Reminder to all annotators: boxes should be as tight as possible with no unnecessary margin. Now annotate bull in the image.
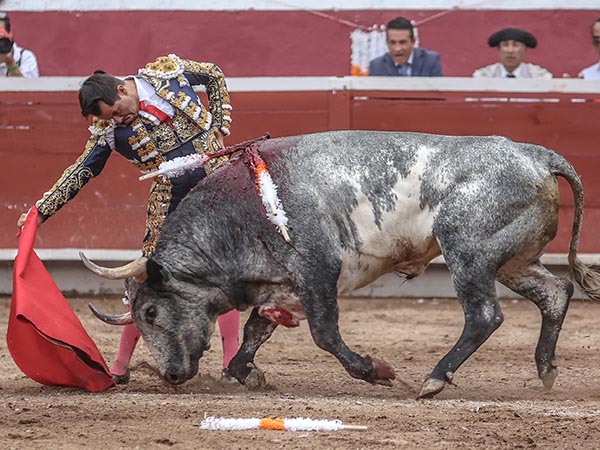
[83,130,600,399]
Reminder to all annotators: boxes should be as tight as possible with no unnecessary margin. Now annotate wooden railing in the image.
[2,77,599,252]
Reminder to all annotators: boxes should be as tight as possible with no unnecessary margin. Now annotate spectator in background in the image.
[473,27,552,79]
[0,11,39,77]
[578,18,600,79]
[369,16,442,77]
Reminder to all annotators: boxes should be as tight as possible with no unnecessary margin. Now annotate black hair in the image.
[78,71,124,117]
[0,12,11,32]
[386,16,414,40]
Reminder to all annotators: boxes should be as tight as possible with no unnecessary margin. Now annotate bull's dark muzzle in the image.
[162,357,200,385]
[163,368,188,385]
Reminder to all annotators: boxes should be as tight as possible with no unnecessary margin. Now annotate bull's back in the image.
[200,130,558,235]
[260,130,556,226]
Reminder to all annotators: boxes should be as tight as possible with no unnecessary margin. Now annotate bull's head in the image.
[82,252,225,385]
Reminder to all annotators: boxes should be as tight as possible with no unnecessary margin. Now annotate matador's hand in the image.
[17,211,29,228]
[16,209,43,236]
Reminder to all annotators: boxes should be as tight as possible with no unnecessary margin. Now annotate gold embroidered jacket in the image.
[34,54,232,255]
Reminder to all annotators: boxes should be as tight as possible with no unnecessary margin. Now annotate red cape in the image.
[7,207,115,392]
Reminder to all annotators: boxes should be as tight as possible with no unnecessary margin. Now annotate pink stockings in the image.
[217,309,240,368]
[109,309,240,378]
[109,322,140,377]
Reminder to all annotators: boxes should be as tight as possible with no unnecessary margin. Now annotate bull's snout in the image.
[163,368,188,385]
[161,356,200,385]
[155,344,203,385]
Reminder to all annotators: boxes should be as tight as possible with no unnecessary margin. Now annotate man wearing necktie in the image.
[398,63,410,77]
[473,27,552,79]
[16,54,241,386]
[368,16,443,77]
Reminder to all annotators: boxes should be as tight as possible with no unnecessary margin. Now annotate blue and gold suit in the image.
[35,55,232,256]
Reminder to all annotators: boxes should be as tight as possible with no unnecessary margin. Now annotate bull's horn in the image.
[79,251,148,281]
[88,303,133,325]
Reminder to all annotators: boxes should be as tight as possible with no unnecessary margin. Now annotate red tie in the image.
[139,101,172,126]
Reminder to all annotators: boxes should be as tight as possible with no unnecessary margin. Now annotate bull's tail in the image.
[551,153,600,300]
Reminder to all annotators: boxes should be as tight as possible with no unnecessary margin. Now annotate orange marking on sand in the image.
[259,418,286,430]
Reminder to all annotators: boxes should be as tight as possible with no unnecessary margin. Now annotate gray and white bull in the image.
[84,130,600,399]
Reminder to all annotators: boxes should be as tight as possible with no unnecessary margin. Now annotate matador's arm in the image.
[35,123,113,221]
[179,58,232,137]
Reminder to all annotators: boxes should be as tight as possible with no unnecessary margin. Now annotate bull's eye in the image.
[145,305,157,324]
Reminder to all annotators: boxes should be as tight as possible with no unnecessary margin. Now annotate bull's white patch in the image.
[337,146,441,294]
[457,178,484,199]
[480,302,498,323]
[546,293,568,319]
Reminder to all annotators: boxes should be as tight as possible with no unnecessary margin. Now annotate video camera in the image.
[0,28,13,54]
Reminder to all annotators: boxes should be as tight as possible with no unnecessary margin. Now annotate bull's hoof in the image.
[369,356,396,386]
[112,370,130,385]
[539,366,558,390]
[417,377,445,399]
[219,368,241,387]
[244,364,267,390]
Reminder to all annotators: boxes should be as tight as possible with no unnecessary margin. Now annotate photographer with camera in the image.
[0,12,39,78]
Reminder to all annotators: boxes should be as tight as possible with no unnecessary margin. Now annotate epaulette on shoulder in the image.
[138,54,185,80]
[88,117,115,137]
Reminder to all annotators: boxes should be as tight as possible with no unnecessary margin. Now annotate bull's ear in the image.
[146,259,171,286]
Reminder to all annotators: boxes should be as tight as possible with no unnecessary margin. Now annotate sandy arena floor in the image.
[1,295,600,449]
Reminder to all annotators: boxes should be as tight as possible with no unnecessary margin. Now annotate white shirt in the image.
[579,61,600,80]
[500,63,521,78]
[473,62,552,79]
[393,51,415,76]
[0,42,39,78]
[132,76,175,124]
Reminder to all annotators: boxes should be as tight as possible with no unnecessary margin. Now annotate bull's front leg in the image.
[227,307,277,388]
[300,283,396,386]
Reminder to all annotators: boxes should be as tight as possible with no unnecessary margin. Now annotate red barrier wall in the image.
[2,78,599,253]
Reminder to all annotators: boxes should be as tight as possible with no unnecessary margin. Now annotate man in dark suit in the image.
[369,16,443,77]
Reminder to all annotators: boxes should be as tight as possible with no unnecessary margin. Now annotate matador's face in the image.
[96,82,139,127]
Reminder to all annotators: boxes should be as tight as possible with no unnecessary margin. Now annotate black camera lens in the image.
[0,37,13,54]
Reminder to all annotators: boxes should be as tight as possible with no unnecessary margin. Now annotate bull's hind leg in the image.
[419,270,504,399]
[497,260,573,389]
[227,307,278,388]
